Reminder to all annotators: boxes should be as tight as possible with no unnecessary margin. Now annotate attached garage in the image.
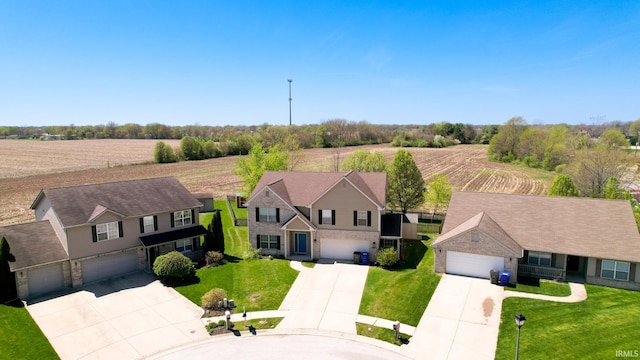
[321,239,369,260]
[81,250,139,284]
[446,251,504,279]
[28,263,65,297]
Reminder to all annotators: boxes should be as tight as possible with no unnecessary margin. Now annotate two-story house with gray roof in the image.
[1,177,206,299]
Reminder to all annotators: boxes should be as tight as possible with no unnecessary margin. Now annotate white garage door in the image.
[28,263,65,297]
[81,251,139,284]
[446,251,504,279]
[321,239,369,260]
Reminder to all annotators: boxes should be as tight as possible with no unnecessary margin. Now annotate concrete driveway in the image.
[277,260,369,334]
[402,274,504,360]
[26,272,208,360]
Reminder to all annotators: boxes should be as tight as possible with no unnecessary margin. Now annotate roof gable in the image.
[442,192,640,262]
[32,177,202,228]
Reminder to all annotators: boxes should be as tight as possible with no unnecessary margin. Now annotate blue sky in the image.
[1,1,639,127]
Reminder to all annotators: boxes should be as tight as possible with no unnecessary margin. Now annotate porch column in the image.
[310,232,314,259]
[284,230,288,258]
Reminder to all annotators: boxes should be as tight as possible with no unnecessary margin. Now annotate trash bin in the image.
[490,270,499,285]
[353,251,361,264]
[361,251,369,265]
[499,272,511,286]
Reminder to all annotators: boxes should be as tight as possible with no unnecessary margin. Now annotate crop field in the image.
[0,140,554,226]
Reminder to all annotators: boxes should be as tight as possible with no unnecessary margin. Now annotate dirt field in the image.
[0,141,554,226]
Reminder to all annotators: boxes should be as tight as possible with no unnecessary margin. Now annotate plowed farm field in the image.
[0,140,553,225]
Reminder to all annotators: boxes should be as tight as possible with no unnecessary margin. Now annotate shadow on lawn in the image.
[398,240,428,270]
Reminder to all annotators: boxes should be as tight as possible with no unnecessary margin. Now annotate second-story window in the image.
[141,216,156,234]
[173,210,192,227]
[320,209,335,225]
[96,222,119,241]
[354,210,371,227]
[258,207,278,222]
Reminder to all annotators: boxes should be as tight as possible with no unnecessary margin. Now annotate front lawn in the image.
[507,277,571,297]
[176,200,297,312]
[496,285,640,359]
[358,237,441,326]
[0,300,58,360]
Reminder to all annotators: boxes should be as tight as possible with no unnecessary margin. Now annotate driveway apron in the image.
[402,274,504,360]
[26,273,209,360]
[277,261,369,334]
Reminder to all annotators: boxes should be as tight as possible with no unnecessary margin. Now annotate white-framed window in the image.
[381,239,397,249]
[357,211,368,226]
[174,210,192,227]
[142,216,155,233]
[321,209,333,225]
[259,208,277,222]
[96,222,119,241]
[176,238,193,253]
[601,260,630,281]
[259,235,279,249]
[528,251,552,266]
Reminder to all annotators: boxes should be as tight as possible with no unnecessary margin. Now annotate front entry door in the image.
[295,233,307,254]
[567,255,580,272]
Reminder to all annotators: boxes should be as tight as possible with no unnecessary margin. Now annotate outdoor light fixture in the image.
[514,313,526,360]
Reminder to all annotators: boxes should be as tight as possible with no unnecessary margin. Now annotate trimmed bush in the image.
[377,247,399,268]
[205,251,224,266]
[201,288,227,310]
[243,244,262,260]
[153,251,195,280]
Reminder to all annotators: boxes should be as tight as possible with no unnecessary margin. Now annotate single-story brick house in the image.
[1,177,207,299]
[432,191,640,291]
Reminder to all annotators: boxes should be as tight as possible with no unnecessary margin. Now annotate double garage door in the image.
[81,250,139,284]
[28,263,65,298]
[446,251,504,279]
[321,239,369,260]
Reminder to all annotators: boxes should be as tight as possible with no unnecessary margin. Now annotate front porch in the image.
[517,253,587,282]
[518,263,565,280]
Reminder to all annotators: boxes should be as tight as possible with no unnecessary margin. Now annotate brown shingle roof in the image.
[250,171,386,208]
[1,221,68,271]
[441,192,640,262]
[31,177,202,228]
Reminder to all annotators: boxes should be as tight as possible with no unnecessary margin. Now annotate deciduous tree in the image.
[340,150,388,172]
[547,174,579,197]
[425,174,452,215]
[566,148,629,197]
[387,150,426,213]
[234,142,288,195]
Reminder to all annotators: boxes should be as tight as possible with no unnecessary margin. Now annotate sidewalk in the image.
[503,282,587,303]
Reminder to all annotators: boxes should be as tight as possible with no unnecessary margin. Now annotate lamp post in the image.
[287,79,292,126]
[514,313,526,360]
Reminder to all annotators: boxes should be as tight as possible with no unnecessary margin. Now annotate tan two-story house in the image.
[246,171,393,262]
[1,177,206,299]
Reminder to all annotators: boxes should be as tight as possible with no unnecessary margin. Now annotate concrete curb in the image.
[503,282,588,303]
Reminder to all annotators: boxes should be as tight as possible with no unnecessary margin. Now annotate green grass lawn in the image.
[177,200,297,311]
[507,277,571,297]
[356,323,411,346]
[0,300,58,360]
[495,285,640,359]
[358,237,441,326]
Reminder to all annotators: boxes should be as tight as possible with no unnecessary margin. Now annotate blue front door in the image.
[295,233,307,254]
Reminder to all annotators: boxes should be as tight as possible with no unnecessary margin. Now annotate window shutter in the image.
[353,211,358,226]
[276,208,280,223]
[153,216,158,231]
[118,221,123,237]
[276,236,281,250]
[139,218,144,233]
[191,209,196,223]
[256,235,261,248]
[256,208,260,222]
[367,211,372,227]
[318,210,322,224]
[331,210,336,225]
[170,213,175,228]
[596,259,602,276]
[91,226,97,242]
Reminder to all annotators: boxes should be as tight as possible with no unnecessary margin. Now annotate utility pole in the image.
[288,79,293,126]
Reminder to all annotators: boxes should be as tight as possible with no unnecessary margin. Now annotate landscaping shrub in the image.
[243,244,262,260]
[205,251,224,266]
[201,288,227,311]
[153,251,195,282]
[377,247,399,268]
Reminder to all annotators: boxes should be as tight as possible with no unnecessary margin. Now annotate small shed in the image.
[192,192,214,213]
[236,192,247,208]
